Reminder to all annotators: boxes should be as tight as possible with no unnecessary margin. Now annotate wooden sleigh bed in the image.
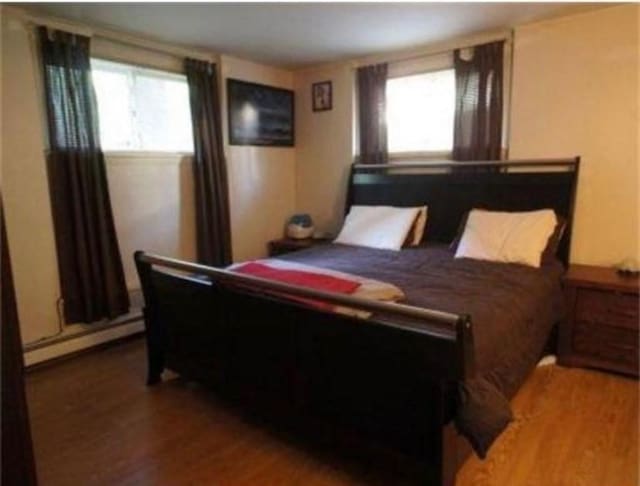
[135,158,579,486]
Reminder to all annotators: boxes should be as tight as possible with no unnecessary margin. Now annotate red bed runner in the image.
[232,262,361,310]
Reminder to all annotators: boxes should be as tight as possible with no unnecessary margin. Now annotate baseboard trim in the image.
[23,312,143,351]
[24,318,144,368]
[25,331,145,372]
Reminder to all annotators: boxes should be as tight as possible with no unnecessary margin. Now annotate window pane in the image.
[134,73,194,152]
[92,65,134,150]
[386,69,455,153]
[91,59,194,153]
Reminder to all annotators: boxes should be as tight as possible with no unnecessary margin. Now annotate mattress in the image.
[277,242,566,457]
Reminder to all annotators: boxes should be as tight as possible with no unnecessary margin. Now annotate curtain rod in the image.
[349,29,513,70]
[91,30,216,64]
[4,6,216,63]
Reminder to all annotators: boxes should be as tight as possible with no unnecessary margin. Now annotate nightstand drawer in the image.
[576,289,639,330]
[573,320,638,370]
[560,264,639,377]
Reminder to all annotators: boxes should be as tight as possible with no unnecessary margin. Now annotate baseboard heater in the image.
[23,312,144,367]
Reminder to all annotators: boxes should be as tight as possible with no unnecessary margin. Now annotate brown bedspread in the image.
[278,243,565,457]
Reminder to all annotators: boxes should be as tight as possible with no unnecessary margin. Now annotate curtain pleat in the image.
[452,41,504,162]
[184,59,232,266]
[39,27,129,323]
[357,63,389,164]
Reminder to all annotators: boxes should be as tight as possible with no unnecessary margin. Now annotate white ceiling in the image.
[25,3,607,68]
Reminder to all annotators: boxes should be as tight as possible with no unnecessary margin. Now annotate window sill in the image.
[103,151,194,160]
[388,151,453,162]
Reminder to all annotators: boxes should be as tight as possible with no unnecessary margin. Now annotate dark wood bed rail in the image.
[352,157,579,170]
[135,251,475,380]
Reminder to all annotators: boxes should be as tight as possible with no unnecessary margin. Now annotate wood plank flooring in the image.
[26,338,638,486]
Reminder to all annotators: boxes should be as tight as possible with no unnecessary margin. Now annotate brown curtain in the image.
[1,197,38,486]
[39,27,129,323]
[184,59,232,266]
[357,63,388,164]
[452,41,504,161]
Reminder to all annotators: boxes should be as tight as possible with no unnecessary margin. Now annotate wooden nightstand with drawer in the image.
[559,264,639,377]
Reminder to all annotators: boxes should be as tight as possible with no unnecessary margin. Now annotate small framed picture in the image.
[312,81,332,112]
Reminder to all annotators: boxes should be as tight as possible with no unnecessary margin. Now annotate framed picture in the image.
[227,78,294,147]
[312,81,332,112]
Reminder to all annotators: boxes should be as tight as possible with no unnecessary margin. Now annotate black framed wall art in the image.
[312,80,332,112]
[227,78,294,146]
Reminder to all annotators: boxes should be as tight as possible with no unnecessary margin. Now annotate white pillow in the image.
[454,209,558,268]
[408,206,428,246]
[335,205,420,251]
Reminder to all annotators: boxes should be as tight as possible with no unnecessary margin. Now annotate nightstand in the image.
[558,264,639,377]
[268,237,331,257]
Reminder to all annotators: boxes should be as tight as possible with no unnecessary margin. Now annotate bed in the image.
[135,158,579,486]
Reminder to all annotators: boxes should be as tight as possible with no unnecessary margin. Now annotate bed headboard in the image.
[345,158,580,266]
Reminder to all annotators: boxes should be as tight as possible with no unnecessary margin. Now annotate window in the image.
[386,69,455,155]
[91,59,194,152]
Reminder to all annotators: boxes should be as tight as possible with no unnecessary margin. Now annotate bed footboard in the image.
[135,251,474,485]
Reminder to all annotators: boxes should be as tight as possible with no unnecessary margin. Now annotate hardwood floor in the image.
[26,338,638,486]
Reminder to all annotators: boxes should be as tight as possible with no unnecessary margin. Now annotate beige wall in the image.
[92,36,184,73]
[220,55,297,261]
[1,13,199,344]
[1,14,61,344]
[509,5,639,265]
[294,5,640,265]
[294,64,354,236]
[1,11,299,344]
[106,154,196,289]
[3,4,639,347]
